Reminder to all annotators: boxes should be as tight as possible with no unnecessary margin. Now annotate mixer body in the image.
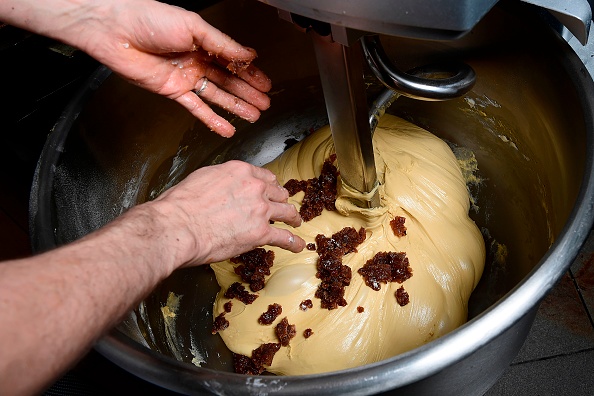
[259,0,591,43]
[258,0,499,41]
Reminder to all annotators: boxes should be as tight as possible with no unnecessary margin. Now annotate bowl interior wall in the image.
[45,0,586,374]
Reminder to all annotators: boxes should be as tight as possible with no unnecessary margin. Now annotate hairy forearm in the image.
[0,158,301,396]
[0,202,188,395]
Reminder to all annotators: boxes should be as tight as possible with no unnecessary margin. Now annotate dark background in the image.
[0,1,592,394]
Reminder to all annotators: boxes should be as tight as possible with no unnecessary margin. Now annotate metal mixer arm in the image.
[522,0,592,45]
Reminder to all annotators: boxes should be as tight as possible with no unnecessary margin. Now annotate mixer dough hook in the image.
[311,28,477,209]
[362,35,476,101]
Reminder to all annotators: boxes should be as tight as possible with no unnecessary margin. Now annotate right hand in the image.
[76,0,272,138]
[3,0,272,138]
[151,160,305,267]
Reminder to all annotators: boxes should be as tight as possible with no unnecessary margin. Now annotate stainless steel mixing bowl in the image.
[29,0,594,394]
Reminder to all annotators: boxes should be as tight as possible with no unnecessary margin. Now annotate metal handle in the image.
[362,35,476,101]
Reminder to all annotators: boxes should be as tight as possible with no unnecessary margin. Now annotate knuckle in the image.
[228,160,252,175]
[261,169,277,183]
[253,179,269,194]
[254,200,269,215]
[254,224,270,241]
[279,188,290,201]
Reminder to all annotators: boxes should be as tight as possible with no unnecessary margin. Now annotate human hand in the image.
[75,0,272,137]
[150,161,305,266]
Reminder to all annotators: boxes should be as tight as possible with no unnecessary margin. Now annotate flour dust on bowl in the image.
[29,0,594,395]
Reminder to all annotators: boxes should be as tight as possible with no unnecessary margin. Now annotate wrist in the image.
[89,202,194,283]
[131,199,204,272]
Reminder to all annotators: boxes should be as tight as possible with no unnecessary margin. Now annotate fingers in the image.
[263,183,303,228]
[269,202,302,228]
[267,228,306,253]
[201,66,271,111]
[174,69,268,137]
[167,17,273,131]
[244,163,304,248]
[265,184,290,203]
[191,15,258,67]
[212,56,272,93]
[194,77,264,123]
[249,164,279,184]
[175,91,236,137]
[235,65,272,93]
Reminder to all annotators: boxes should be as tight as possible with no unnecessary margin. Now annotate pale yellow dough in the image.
[210,114,485,375]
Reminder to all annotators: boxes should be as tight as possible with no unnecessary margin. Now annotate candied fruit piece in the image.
[275,317,296,346]
[258,303,282,325]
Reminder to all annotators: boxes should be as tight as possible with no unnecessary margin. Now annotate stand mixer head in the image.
[257,0,591,207]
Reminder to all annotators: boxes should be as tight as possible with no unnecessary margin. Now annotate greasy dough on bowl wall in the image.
[210,114,486,375]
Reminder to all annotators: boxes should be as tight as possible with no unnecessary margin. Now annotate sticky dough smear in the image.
[210,114,485,375]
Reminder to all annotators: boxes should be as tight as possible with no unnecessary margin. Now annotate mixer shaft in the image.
[311,33,381,208]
